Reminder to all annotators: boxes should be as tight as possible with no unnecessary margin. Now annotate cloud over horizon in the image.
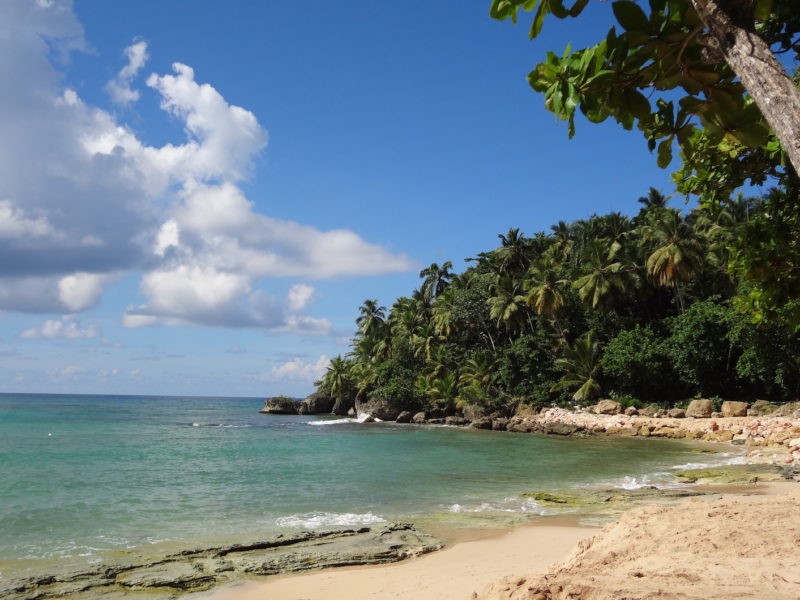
[0,0,413,334]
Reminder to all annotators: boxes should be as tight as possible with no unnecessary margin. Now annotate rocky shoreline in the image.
[1,523,441,600]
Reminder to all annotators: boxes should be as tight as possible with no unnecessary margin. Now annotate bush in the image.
[601,326,675,404]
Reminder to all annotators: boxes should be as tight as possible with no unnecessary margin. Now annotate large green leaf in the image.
[612,0,650,32]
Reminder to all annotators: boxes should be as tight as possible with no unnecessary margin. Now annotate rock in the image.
[520,486,711,510]
[750,399,777,415]
[347,407,357,417]
[638,426,651,437]
[624,406,638,416]
[638,405,658,417]
[296,391,335,415]
[445,416,469,426]
[721,401,748,418]
[711,411,723,418]
[513,404,539,417]
[618,426,639,436]
[673,464,787,484]
[470,417,493,430]
[668,408,686,418]
[595,399,622,415]
[772,401,800,417]
[507,422,533,433]
[492,418,509,431]
[395,411,413,424]
[411,411,427,424]
[544,422,580,436]
[259,396,299,415]
[3,525,442,600]
[655,409,667,418]
[362,416,375,423]
[462,404,488,420]
[355,397,402,421]
[686,399,714,418]
[427,418,445,425]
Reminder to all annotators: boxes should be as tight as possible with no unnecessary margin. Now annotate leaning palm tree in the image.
[644,209,704,312]
[325,356,352,414]
[551,333,602,403]
[524,260,567,317]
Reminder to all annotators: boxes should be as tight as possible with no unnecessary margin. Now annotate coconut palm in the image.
[324,356,352,414]
[572,239,633,311]
[432,287,457,337]
[524,260,568,317]
[496,228,531,276]
[487,275,527,334]
[417,372,460,411]
[551,333,602,403]
[458,352,497,392]
[644,209,704,312]
[410,323,441,362]
[419,261,454,300]
[355,299,386,338]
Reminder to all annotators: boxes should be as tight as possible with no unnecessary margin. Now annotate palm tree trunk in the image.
[690,0,800,175]
[674,281,686,313]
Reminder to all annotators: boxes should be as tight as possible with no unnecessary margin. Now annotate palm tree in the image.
[551,333,602,403]
[487,275,527,335]
[572,240,633,311]
[417,372,460,412]
[644,209,704,312]
[496,228,531,276]
[432,287,457,337]
[458,352,497,392]
[419,261,454,300]
[355,299,386,338]
[325,356,352,414]
[524,260,567,317]
[410,323,441,362]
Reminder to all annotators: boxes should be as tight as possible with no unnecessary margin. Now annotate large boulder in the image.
[395,411,413,423]
[721,401,749,418]
[331,396,355,416]
[686,398,714,418]
[595,399,622,415]
[668,408,686,419]
[412,411,427,424]
[355,397,402,421]
[296,391,335,415]
[749,399,777,415]
[259,396,298,414]
[638,405,657,417]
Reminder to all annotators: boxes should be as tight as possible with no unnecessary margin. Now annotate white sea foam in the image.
[307,413,382,426]
[275,511,386,528]
[447,496,544,515]
[670,454,748,471]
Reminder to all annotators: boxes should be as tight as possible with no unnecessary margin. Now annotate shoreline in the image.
[192,481,799,600]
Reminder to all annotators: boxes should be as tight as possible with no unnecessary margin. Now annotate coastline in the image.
[194,482,799,600]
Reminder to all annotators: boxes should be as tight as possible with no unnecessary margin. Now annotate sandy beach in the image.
[195,482,799,600]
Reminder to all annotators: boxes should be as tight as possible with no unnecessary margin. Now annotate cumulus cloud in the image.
[0,0,413,332]
[270,355,331,381]
[105,40,149,105]
[20,318,98,339]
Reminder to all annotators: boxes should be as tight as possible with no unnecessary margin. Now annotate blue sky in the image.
[0,0,681,397]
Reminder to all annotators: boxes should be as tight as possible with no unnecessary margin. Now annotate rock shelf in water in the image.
[1,523,441,600]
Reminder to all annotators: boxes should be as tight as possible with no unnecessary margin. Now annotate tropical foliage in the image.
[316,197,800,415]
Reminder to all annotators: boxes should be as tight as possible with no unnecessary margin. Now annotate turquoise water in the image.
[1,393,708,561]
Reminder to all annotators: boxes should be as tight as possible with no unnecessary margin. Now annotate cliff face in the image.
[258,396,299,414]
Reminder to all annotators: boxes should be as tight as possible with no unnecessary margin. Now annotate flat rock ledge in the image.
[1,523,441,600]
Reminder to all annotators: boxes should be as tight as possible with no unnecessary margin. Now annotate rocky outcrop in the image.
[355,397,402,421]
[686,398,713,418]
[332,396,355,416]
[721,400,749,418]
[296,392,335,415]
[594,400,622,415]
[395,411,413,423]
[259,396,299,414]
[2,524,441,600]
[412,411,427,424]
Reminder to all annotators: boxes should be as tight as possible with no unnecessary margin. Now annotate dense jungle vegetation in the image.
[316,190,800,415]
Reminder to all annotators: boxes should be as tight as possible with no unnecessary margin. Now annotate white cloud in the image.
[20,318,98,339]
[105,40,149,105]
[0,1,413,333]
[271,355,331,381]
[287,284,315,313]
[48,365,86,378]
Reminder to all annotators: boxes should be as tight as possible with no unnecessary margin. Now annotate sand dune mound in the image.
[478,489,800,600]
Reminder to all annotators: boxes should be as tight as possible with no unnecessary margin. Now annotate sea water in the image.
[0,393,733,562]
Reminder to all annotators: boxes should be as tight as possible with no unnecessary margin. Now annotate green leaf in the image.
[731,122,770,148]
[624,88,651,119]
[754,0,773,21]
[530,1,549,38]
[612,0,650,32]
[657,137,673,167]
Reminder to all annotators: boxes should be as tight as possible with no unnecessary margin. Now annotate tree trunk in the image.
[690,0,800,175]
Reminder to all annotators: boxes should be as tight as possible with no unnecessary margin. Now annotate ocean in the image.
[0,393,727,563]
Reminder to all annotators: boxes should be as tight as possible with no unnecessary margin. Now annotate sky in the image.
[0,0,682,398]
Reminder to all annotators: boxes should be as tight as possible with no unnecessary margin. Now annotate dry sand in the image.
[196,483,799,600]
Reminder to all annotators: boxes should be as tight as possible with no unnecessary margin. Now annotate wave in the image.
[446,496,545,515]
[307,413,383,426]
[670,454,748,471]
[189,422,250,428]
[275,511,386,529]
